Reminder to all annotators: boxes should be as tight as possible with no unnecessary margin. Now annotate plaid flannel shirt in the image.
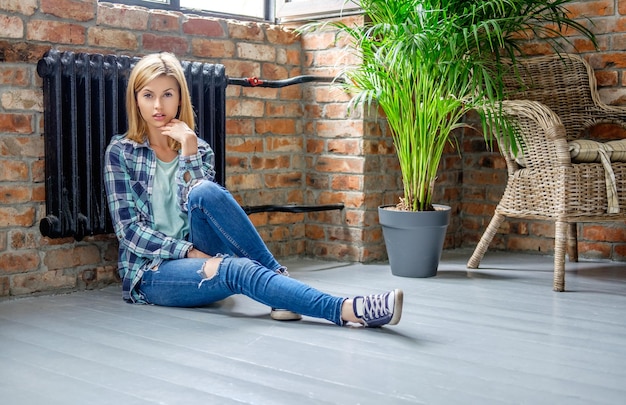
[104,134,216,303]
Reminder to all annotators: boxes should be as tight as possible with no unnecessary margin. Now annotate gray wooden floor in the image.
[1,249,625,405]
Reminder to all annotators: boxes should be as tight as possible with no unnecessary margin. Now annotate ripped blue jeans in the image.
[138,181,345,326]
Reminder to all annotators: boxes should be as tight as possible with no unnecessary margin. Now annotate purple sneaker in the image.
[353,289,403,327]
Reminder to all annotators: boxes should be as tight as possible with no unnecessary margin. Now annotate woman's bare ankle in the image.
[341,299,361,324]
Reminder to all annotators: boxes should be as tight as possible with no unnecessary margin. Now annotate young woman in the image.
[104,52,403,327]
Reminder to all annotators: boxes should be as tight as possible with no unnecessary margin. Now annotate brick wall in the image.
[0,0,353,298]
[1,0,625,298]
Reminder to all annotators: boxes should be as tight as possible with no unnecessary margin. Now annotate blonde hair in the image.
[125,52,195,150]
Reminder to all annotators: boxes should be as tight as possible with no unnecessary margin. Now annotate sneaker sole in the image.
[270,309,302,321]
[388,289,403,325]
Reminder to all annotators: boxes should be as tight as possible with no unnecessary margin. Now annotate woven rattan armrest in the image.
[499,100,570,170]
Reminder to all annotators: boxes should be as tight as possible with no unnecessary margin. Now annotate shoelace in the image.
[275,266,289,277]
[363,294,389,320]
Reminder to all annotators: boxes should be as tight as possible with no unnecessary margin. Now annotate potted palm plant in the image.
[301,0,595,277]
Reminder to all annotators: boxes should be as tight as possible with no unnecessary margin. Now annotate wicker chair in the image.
[467,53,626,291]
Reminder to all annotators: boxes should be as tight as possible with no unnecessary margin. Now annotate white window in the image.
[101,0,271,21]
[275,0,360,23]
[181,0,270,20]
[99,1,360,23]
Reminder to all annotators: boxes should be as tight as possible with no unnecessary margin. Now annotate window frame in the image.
[275,0,360,23]
[99,0,274,22]
[108,0,180,11]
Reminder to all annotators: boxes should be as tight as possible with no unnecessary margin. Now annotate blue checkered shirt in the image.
[104,134,216,303]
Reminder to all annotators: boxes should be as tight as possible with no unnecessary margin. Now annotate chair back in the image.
[503,54,600,141]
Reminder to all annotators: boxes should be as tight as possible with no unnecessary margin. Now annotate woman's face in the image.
[136,75,181,131]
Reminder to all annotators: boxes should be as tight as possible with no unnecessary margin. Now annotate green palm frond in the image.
[299,0,596,211]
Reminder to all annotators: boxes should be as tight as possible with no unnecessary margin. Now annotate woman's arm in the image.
[104,137,191,260]
[177,138,216,213]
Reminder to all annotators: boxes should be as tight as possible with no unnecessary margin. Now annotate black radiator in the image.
[38,50,342,240]
[37,50,226,239]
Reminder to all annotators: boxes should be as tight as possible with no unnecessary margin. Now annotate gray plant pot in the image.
[378,204,451,278]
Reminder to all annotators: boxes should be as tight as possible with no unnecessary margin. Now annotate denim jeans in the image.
[138,181,345,326]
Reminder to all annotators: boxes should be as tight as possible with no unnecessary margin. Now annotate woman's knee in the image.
[188,180,230,206]
[201,257,223,279]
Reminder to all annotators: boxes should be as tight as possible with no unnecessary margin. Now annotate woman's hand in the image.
[160,119,198,156]
[187,245,212,259]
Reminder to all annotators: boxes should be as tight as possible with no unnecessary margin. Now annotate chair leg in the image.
[566,223,578,262]
[467,212,505,269]
[553,220,567,292]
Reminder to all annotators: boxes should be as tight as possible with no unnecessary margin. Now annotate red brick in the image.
[266,26,297,45]
[264,172,302,188]
[10,230,38,249]
[0,41,49,63]
[242,87,278,100]
[277,48,300,65]
[96,3,149,30]
[0,14,24,39]
[318,191,365,208]
[226,98,264,117]
[506,236,554,253]
[1,89,42,111]
[0,66,29,86]
[614,244,626,259]
[255,118,296,135]
[149,10,180,32]
[44,245,101,270]
[261,63,289,80]
[228,138,263,154]
[226,119,254,136]
[566,0,614,18]
[191,38,235,58]
[225,155,248,172]
[228,21,265,41]
[27,20,85,44]
[529,222,555,238]
[306,139,325,154]
[222,59,261,78]
[265,102,302,117]
[588,53,626,69]
[41,0,95,22]
[332,174,363,191]
[12,269,77,294]
[237,43,276,62]
[583,123,626,140]
[2,0,38,15]
[142,33,189,54]
[225,173,263,190]
[250,155,291,170]
[0,185,32,203]
[31,183,44,202]
[0,250,39,273]
[577,241,612,258]
[0,136,43,158]
[87,27,138,50]
[582,224,626,242]
[183,18,224,37]
[316,120,364,137]
[0,159,28,181]
[266,136,303,152]
[301,31,340,51]
[0,206,35,227]
[328,138,362,155]
[279,85,302,100]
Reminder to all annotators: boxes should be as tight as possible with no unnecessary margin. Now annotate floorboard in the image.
[1,249,625,404]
